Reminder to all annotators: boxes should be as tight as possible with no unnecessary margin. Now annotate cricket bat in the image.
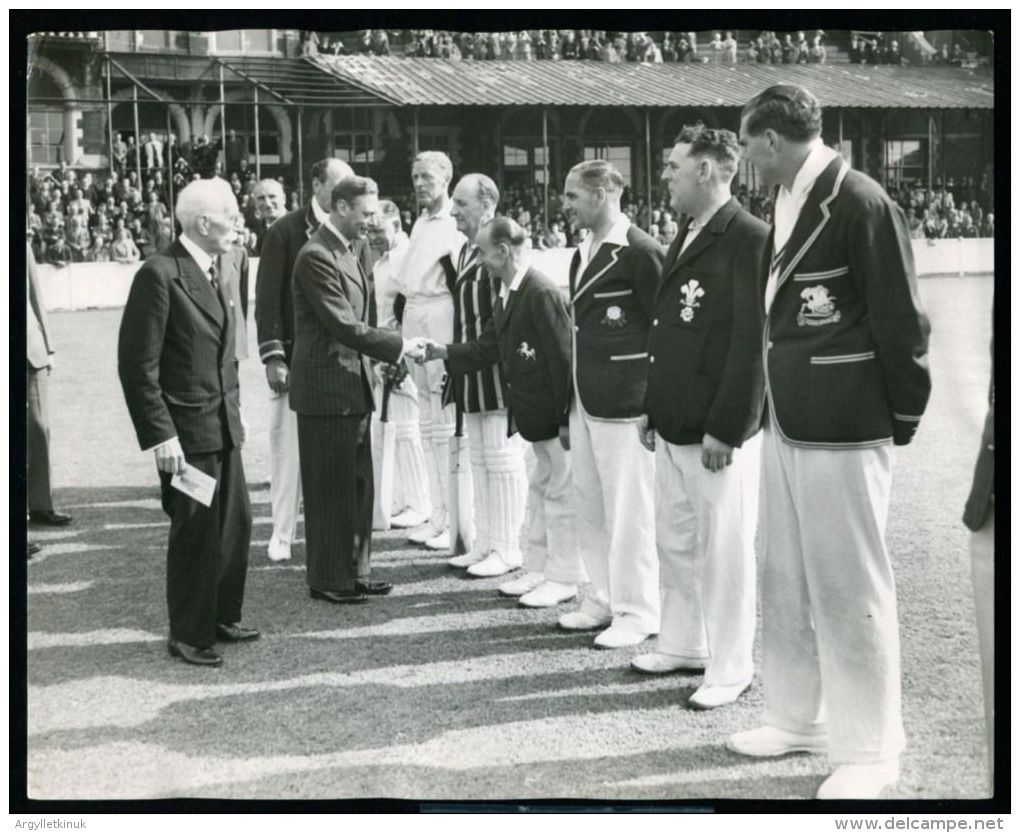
[448,404,474,556]
[371,376,396,531]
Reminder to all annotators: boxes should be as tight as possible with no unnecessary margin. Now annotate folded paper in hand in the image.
[171,464,217,507]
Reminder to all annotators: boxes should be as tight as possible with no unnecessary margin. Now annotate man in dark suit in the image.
[26,243,73,532]
[118,178,258,668]
[425,217,586,609]
[728,85,931,799]
[558,159,665,650]
[255,159,368,563]
[290,175,427,605]
[633,126,769,710]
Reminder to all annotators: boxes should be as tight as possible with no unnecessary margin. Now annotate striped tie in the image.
[770,244,786,275]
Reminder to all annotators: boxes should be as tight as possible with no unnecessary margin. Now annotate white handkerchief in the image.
[170,464,217,507]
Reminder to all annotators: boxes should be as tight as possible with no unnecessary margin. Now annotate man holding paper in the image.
[118,178,257,668]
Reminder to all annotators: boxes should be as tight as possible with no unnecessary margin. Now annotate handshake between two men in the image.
[400,336,449,364]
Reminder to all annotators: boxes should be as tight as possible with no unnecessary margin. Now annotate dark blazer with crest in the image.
[569,222,664,420]
[446,266,572,443]
[289,223,404,417]
[118,238,244,454]
[645,198,769,448]
[762,155,931,449]
[255,202,374,365]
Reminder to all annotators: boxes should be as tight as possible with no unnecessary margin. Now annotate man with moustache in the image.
[290,175,428,604]
[388,151,466,552]
[728,85,931,799]
[118,179,257,667]
[558,159,664,649]
[442,173,528,578]
[634,125,768,710]
[255,159,368,563]
[424,218,585,608]
[368,200,430,529]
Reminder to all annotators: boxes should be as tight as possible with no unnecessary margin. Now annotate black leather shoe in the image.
[168,638,223,667]
[216,622,261,642]
[29,510,73,527]
[28,542,41,558]
[356,579,393,596]
[309,588,369,605]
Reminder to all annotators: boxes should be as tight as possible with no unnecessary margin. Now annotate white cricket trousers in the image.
[524,437,586,585]
[569,402,659,634]
[268,389,302,545]
[465,410,527,563]
[373,375,431,518]
[403,296,456,532]
[654,431,761,687]
[760,424,905,764]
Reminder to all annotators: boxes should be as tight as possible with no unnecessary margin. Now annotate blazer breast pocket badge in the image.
[797,285,842,327]
[517,341,537,361]
[679,279,705,322]
[600,304,627,328]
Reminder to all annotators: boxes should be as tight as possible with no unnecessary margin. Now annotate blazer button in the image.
[574,326,579,332]
[767,340,774,350]
[649,355,655,363]
[652,318,659,326]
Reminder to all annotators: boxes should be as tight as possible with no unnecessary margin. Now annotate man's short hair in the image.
[175,178,237,228]
[413,150,453,181]
[253,177,285,197]
[310,158,353,185]
[482,216,528,250]
[741,84,822,142]
[376,199,402,226]
[675,124,741,178]
[331,175,378,209]
[463,173,500,209]
[568,159,625,195]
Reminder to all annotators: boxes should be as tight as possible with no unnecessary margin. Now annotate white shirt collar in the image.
[310,196,329,225]
[784,140,840,201]
[178,233,214,277]
[323,217,353,251]
[500,262,529,301]
[578,212,631,265]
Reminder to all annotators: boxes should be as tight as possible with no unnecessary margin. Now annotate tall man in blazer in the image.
[118,179,257,667]
[255,158,364,563]
[444,174,528,578]
[426,218,586,608]
[290,175,427,604]
[635,126,769,709]
[558,160,665,649]
[728,85,931,799]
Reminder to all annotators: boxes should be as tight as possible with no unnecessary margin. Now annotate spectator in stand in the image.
[113,133,128,173]
[709,31,723,63]
[746,39,760,63]
[518,30,533,60]
[722,31,738,63]
[781,34,797,64]
[86,229,110,261]
[112,226,141,264]
[129,217,152,257]
[66,212,92,262]
[809,36,827,64]
[144,132,165,172]
[886,39,905,65]
[153,217,175,252]
[662,32,678,62]
[982,213,993,237]
[225,130,248,176]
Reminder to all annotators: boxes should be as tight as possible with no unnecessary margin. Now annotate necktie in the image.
[209,262,227,320]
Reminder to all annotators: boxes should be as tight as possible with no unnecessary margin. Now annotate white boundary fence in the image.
[35,239,993,313]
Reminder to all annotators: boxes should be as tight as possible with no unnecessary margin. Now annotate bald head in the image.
[311,158,355,213]
[253,178,286,223]
[174,178,239,256]
[451,173,500,242]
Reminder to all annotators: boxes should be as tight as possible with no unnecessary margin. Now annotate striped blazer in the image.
[446,243,505,413]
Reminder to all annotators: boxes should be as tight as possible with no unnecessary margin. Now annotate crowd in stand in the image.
[28,152,993,265]
[303,29,987,67]
[28,133,304,265]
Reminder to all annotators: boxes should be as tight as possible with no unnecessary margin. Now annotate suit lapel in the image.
[496,271,529,333]
[774,157,849,296]
[322,225,367,321]
[303,203,319,240]
[173,242,224,328]
[571,243,621,303]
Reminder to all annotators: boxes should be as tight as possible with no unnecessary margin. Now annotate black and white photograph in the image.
[12,10,1005,817]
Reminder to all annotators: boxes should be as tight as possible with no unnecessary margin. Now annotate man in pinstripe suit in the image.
[290,175,428,605]
[445,174,528,578]
[118,179,256,667]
